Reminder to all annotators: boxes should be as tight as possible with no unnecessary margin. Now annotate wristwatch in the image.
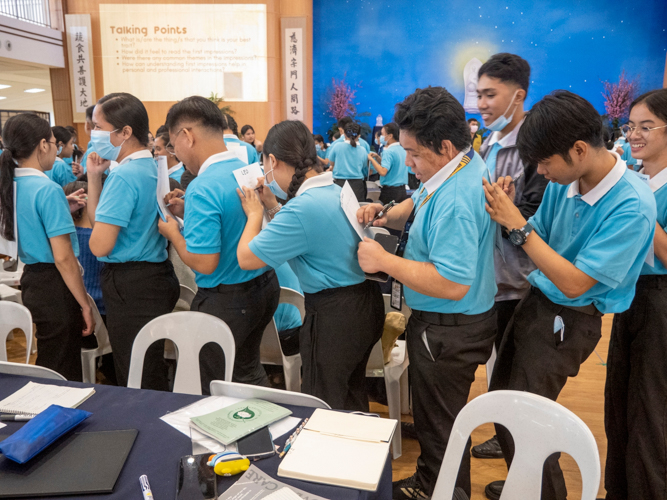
[508,222,534,246]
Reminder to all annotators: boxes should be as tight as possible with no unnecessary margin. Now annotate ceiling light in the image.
[0,85,10,90]
[24,88,45,93]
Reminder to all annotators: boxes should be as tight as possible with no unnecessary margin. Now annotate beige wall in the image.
[55,0,312,145]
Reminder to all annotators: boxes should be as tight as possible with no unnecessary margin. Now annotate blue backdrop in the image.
[312,0,667,138]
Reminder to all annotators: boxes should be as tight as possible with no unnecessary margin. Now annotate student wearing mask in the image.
[0,113,94,381]
[222,113,260,165]
[604,89,667,500]
[468,118,482,152]
[472,52,549,461]
[482,91,656,500]
[241,124,263,153]
[86,92,179,391]
[367,122,408,204]
[236,119,384,411]
[357,87,497,500]
[328,122,369,202]
[47,126,80,186]
[155,125,185,181]
[81,105,95,172]
[313,134,328,160]
[158,96,279,392]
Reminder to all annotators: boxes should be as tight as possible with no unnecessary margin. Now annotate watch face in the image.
[509,230,524,246]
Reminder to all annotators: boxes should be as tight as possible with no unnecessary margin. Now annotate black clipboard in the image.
[365,233,399,283]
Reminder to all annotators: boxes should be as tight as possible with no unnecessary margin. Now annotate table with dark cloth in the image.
[0,374,392,500]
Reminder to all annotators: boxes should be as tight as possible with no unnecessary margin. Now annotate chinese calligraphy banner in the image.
[283,27,303,120]
[65,14,96,122]
[99,4,267,102]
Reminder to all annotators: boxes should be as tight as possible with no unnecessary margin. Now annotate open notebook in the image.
[0,382,95,416]
[277,409,397,491]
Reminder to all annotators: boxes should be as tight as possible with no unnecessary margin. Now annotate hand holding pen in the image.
[363,201,396,229]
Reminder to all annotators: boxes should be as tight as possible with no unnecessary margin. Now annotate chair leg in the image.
[283,356,302,393]
[384,374,402,459]
[399,369,410,415]
[81,353,96,384]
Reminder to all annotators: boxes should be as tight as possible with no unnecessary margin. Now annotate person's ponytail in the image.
[345,123,361,148]
[263,120,322,202]
[0,113,53,241]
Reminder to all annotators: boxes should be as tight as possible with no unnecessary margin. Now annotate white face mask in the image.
[486,90,520,132]
[470,125,479,133]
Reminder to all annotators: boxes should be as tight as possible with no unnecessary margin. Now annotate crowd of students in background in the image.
[1,51,666,500]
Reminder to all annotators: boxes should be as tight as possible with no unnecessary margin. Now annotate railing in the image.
[0,0,51,28]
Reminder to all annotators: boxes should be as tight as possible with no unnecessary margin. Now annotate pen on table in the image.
[166,194,184,207]
[139,474,154,500]
[364,201,396,230]
[0,414,33,421]
[279,417,309,458]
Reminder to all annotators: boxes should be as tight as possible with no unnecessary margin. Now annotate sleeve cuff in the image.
[248,240,282,269]
[575,260,620,289]
[433,262,475,286]
[45,226,75,239]
[95,214,130,228]
[186,243,220,255]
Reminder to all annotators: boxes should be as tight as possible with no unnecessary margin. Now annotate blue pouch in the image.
[0,404,91,464]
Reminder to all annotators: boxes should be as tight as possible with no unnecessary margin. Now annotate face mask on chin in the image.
[486,90,520,132]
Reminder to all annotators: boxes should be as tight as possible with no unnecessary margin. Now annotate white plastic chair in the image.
[0,301,32,364]
[127,311,235,395]
[367,181,381,203]
[0,259,23,286]
[80,295,112,384]
[176,284,196,310]
[366,294,411,459]
[260,287,305,392]
[431,391,601,500]
[0,360,66,381]
[210,380,331,409]
[0,284,22,304]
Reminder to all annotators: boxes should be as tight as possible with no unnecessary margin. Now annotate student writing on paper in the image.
[158,96,280,393]
[357,87,497,499]
[86,92,179,391]
[236,120,384,412]
[0,113,94,381]
[328,122,369,202]
[155,125,185,182]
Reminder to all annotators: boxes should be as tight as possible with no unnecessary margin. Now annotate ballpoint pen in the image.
[166,194,185,207]
[279,417,309,458]
[364,201,396,230]
[0,414,32,421]
[139,474,154,500]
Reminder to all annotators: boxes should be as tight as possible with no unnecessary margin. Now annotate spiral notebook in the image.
[0,382,95,416]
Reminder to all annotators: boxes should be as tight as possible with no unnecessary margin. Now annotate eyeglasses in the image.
[166,128,189,154]
[621,124,667,139]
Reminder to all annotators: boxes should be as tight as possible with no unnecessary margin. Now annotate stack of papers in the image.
[0,382,95,416]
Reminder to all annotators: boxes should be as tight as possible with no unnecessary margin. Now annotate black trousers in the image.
[101,260,179,391]
[379,185,408,205]
[192,270,279,395]
[21,263,84,381]
[334,178,367,202]
[408,307,497,496]
[301,280,384,411]
[605,275,667,500]
[490,287,602,500]
[494,299,521,352]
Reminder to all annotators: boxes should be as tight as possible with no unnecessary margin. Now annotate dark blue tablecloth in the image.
[0,374,392,500]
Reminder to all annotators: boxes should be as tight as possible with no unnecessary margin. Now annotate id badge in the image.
[391,279,403,311]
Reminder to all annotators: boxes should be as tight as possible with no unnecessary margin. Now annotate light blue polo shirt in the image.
[274,263,303,332]
[95,152,168,263]
[46,157,76,187]
[81,140,93,172]
[528,156,655,313]
[326,136,370,158]
[621,141,637,167]
[184,151,269,287]
[640,169,667,276]
[248,172,366,294]
[378,144,408,187]
[14,169,79,264]
[224,135,259,165]
[168,163,185,182]
[403,151,497,314]
[328,141,368,180]
[484,143,502,175]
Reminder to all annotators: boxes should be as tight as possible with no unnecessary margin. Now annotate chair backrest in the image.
[368,226,391,237]
[127,311,236,395]
[431,391,601,500]
[178,284,196,308]
[0,360,66,380]
[260,287,305,365]
[210,380,331,409]
[0,301,33,363]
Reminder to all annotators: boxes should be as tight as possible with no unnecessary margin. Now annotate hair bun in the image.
[345,127,359,139]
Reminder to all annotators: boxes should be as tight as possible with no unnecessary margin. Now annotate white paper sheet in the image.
[156,155,183,228]
[340,181,374,241]
[160,396,300,454]
[227,142,249,164]
[0,183,17,259]
[233,163,264,190]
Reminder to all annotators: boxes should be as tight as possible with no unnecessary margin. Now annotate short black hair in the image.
[630,89,667,125]
[517,90,604,165]
[85,105,95,121]
[96,93,150,146]
[467,118,479,124]
[52,125,72,145]
[337,116,353,129]
[165,96,225,134]
[478,53,531,93]
[394,86,471,153]
[383,122,400,141]
[241,124,254,136]
[65,125,77,137]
